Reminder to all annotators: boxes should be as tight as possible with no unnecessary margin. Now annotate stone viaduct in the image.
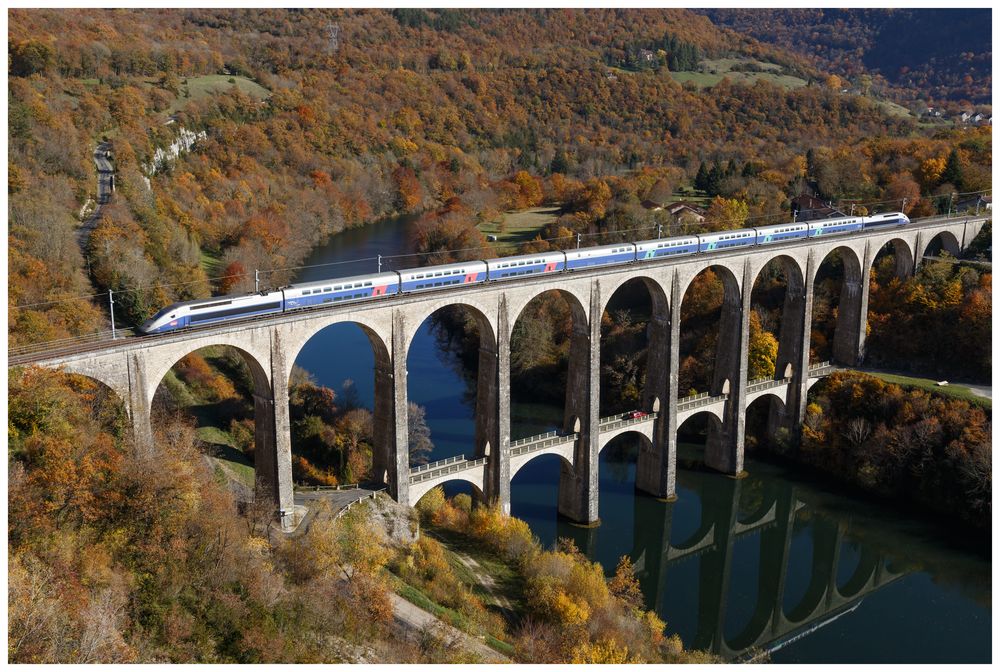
[10,216,985,530]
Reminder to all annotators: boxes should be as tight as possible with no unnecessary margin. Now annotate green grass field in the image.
[858,370,991,409]
[670,57,807,90]
[167,74,271,115]
[478,206,561,248]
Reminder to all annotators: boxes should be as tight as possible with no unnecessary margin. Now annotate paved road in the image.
[78,142,113,248]
[284,487,379,536]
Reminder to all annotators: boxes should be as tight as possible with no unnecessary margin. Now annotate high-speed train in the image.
[139,211,909,334]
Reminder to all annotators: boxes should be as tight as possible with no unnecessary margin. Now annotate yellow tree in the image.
[703,196,749,231]
[748,311,778,379]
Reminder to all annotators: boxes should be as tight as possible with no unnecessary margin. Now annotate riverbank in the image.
[791,371,990,532]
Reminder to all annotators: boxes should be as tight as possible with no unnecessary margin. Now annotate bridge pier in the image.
[706,261,751,476]
[390,310,411,505]
[636,271,677,500]
[768,253,813,446]
[127,352,155,454]
[481,295,511,513]
[558,279,601,525]
[268,330,295,524]
[832,241,872,367]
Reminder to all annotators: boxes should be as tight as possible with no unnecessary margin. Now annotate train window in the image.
[324,287,332,292]
[303,290,311,295]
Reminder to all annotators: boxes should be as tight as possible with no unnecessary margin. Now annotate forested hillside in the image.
[11,8,990,348]
[700,9,992,106]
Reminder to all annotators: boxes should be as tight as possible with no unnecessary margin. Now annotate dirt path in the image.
[389,593,509,663]
[455,552,513,611]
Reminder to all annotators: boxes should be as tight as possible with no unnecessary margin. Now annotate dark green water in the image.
[292,218,991,663]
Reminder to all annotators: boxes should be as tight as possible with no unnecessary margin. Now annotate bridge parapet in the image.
[409,455,487,485]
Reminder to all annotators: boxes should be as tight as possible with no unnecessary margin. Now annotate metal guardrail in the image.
[410,454,468,474]
[334,487,386,519]
[9,327,139,359]
[294,482,359,492]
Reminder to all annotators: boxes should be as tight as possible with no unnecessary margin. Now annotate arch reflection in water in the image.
[549,463,907,661]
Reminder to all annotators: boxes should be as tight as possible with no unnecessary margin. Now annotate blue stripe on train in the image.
[641,244,698,259]
[401,272,486,292]
[285,284,400,309]
[565,252,634,269]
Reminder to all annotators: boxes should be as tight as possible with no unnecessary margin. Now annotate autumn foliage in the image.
[801,371,991,529]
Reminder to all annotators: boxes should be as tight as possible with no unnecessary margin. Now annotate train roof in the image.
[287,271,399,290]
[397,259,487,275]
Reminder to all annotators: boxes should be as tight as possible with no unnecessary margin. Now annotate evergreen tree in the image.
[940,148,964,191]
[706,162,724,196]
[694,161,709,191]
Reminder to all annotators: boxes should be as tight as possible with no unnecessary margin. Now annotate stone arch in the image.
[678,263,742,399]
[285,318,394,487]
[507,283,590,339]
[598,275,671,419]
[282,314,392,384]
[401,296,499,352]
[750,253,806,381]
[915,229,963,270]
[410,477,485,509]
[151,343,279,506]
[870,237,915,279]
[58,370,131,439]
[405,301,499,468]
[509,287,590,436]
[676,410,725,467]
[599,428,654,456]
[810,245,865,366]
[509,449,574,481]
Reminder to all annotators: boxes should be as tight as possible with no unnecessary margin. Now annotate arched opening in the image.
[412,480,485,520]
[406,304,497,468]
[63,373,130,437]
[679,265,743,474]
[510,288,589,438]
[749,255,806,447]
[678,266,741,398]
[509,453,574,548]
[677,410,724,470]
[510,288,591,522]
[810,246,864,366]
[152,345,272,505]
[744,394,787,457]
[921,230,962,263]
[288,321,388,488]
[871,238,915,283]
[599,277,668,418]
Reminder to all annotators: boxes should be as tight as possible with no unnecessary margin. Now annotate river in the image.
[290,216,991,663]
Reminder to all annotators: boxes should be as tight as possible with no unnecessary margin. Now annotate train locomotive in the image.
[139,211,909,334]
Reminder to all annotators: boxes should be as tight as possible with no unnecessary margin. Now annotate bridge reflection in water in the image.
[548,455,907,661]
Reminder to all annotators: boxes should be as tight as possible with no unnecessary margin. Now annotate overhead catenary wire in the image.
[11,187,992,311]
